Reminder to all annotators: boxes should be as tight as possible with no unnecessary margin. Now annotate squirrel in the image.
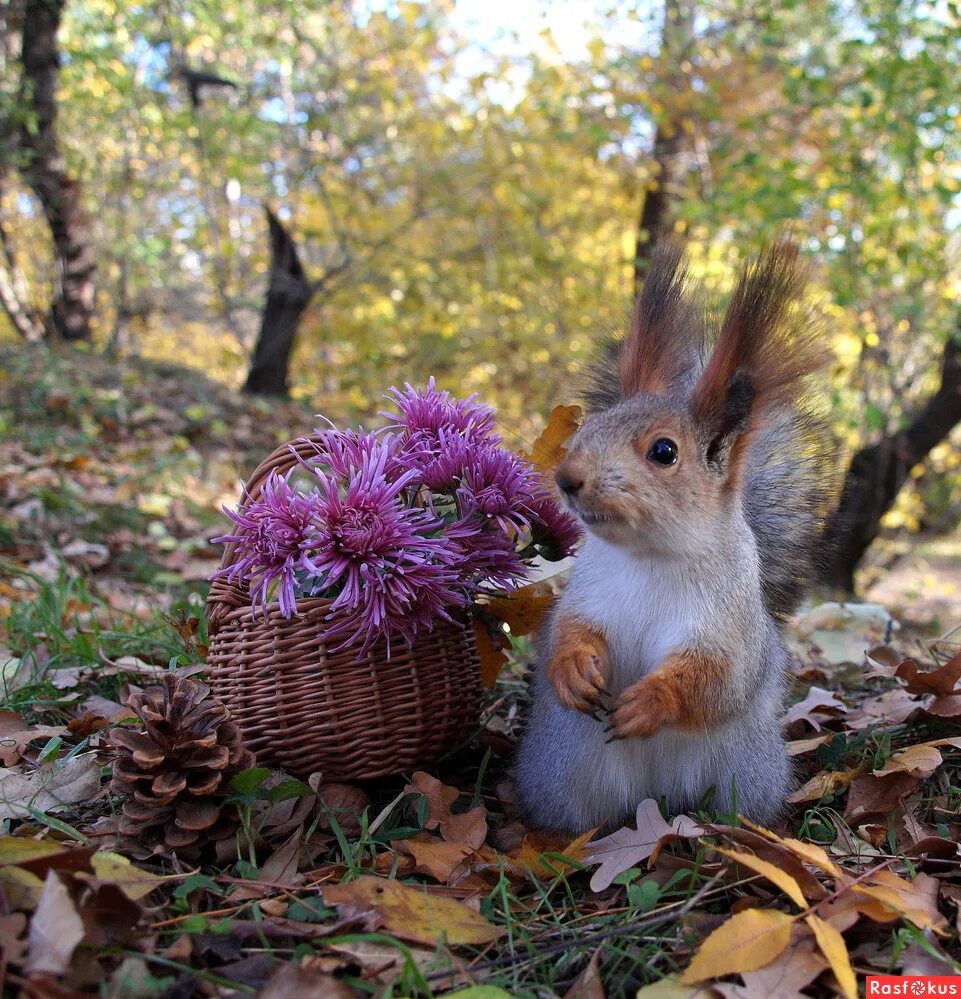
[514,240,835,833]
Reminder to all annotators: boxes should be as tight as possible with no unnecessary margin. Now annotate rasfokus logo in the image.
[866,978,961,997]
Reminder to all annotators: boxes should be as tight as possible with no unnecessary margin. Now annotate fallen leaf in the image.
[393,837,474,883]
[805,914,856,999]
[0,754,102,821]
[845,771,918,824]
[896,651,961,697]
[511,828,595,879]
[732,937,827,999]
[679,908,795,984]
[259,961,357,998]
[583,800,704,892]
[781,687,847,731]
[851,870,946,933]
[0,712,66,767]
[715,847,808,908]
[563,948,604,999]
[86,852,163,901]
[322,876,502,947]
[25,871,85,975]
[404,772,488,850]
[846,688,921,730]
[785,767,863,805]
[518,404,581,477]
[738,822,843,878]
[785,734,831,757]
[873,743,943,778]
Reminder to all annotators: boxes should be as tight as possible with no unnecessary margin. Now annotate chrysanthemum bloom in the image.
[296,427,409,483]
[302,442,465,651]
[382,378,499,440]
[456,445,540,535]
[400,427,474,494]
[444,517,529,593]
[526,488,582,561]
[210,471,320,618]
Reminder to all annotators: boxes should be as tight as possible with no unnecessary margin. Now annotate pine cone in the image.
[109,674,254,856]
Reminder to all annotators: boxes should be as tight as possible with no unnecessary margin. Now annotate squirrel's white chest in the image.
[559,538,700,684]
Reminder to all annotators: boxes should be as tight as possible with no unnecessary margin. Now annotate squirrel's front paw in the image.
[606,676,680,741]
[546,643,610,716]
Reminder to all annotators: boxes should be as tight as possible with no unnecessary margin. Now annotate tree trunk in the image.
[821,332,961,592]
[633,0,693,293]
[243,208,314,397]
[19,0,96,341]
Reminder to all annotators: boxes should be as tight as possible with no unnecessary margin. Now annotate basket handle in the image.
[206,433,326,635]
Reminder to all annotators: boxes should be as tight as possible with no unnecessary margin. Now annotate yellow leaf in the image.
[485,582,555,637]
[513,828,595,878]
[473,621,508,690]
[89,852,163,900]
[0,837,67,866]
[805,915,856,999]
[738,819,843,879]
[851,870,946,932]
[873,744,942,777]
[679,908,794,984]
[323,876,503,947]
[715,846,808,909]
[519,404,581,477]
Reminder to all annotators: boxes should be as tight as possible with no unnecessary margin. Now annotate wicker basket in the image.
[205,434,484,780]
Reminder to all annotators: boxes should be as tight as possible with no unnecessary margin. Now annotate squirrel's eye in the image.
[646,438,678,467]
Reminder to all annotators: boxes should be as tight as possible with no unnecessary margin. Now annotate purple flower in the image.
[456,445,540,534]
[210,471,320,618]
[297,428,409,483]
[400,428,474,493]
[381,378,498,440]
[302,441,464,652]
[527,488,582,560]
[446,518,529,593]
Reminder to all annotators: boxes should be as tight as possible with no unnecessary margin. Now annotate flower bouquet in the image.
[204,381,579,779]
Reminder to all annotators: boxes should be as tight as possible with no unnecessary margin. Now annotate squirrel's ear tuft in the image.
[617,241,704,398]
[690,240,824,457]
[703,369,755,469]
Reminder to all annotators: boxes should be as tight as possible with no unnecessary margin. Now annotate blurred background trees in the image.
[1,0,959,592]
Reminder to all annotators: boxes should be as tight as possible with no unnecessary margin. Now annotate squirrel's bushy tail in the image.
[588,240,836,618]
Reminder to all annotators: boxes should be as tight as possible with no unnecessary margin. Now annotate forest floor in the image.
[1,343,960,999]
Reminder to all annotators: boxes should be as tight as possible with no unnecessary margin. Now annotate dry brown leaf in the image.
[785,734,831,757]
[0,754,101,821]
[258,961,357,998]
[896,651,961,697]
[404,772,488,850]
[781,687,847,731]
[785,766,864,805]
[0,712,66,767]
[25,871,85,975]
[845,771,918,824]
[846,688,921,730]
[583,800,704,892]
[873,743,943,778]
[563,948,604,999]
[322,876,502,947]
[738,821,844,879]
[723,828,827,901]
[393,837,474,883]
[518,404,581,477]
[679,908,795,984]
[727,936,827,999]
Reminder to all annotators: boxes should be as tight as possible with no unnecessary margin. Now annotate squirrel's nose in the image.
[555,465,584,498]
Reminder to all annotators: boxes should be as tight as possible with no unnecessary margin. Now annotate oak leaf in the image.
[405,772,488,850]
[583,800,703,892]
